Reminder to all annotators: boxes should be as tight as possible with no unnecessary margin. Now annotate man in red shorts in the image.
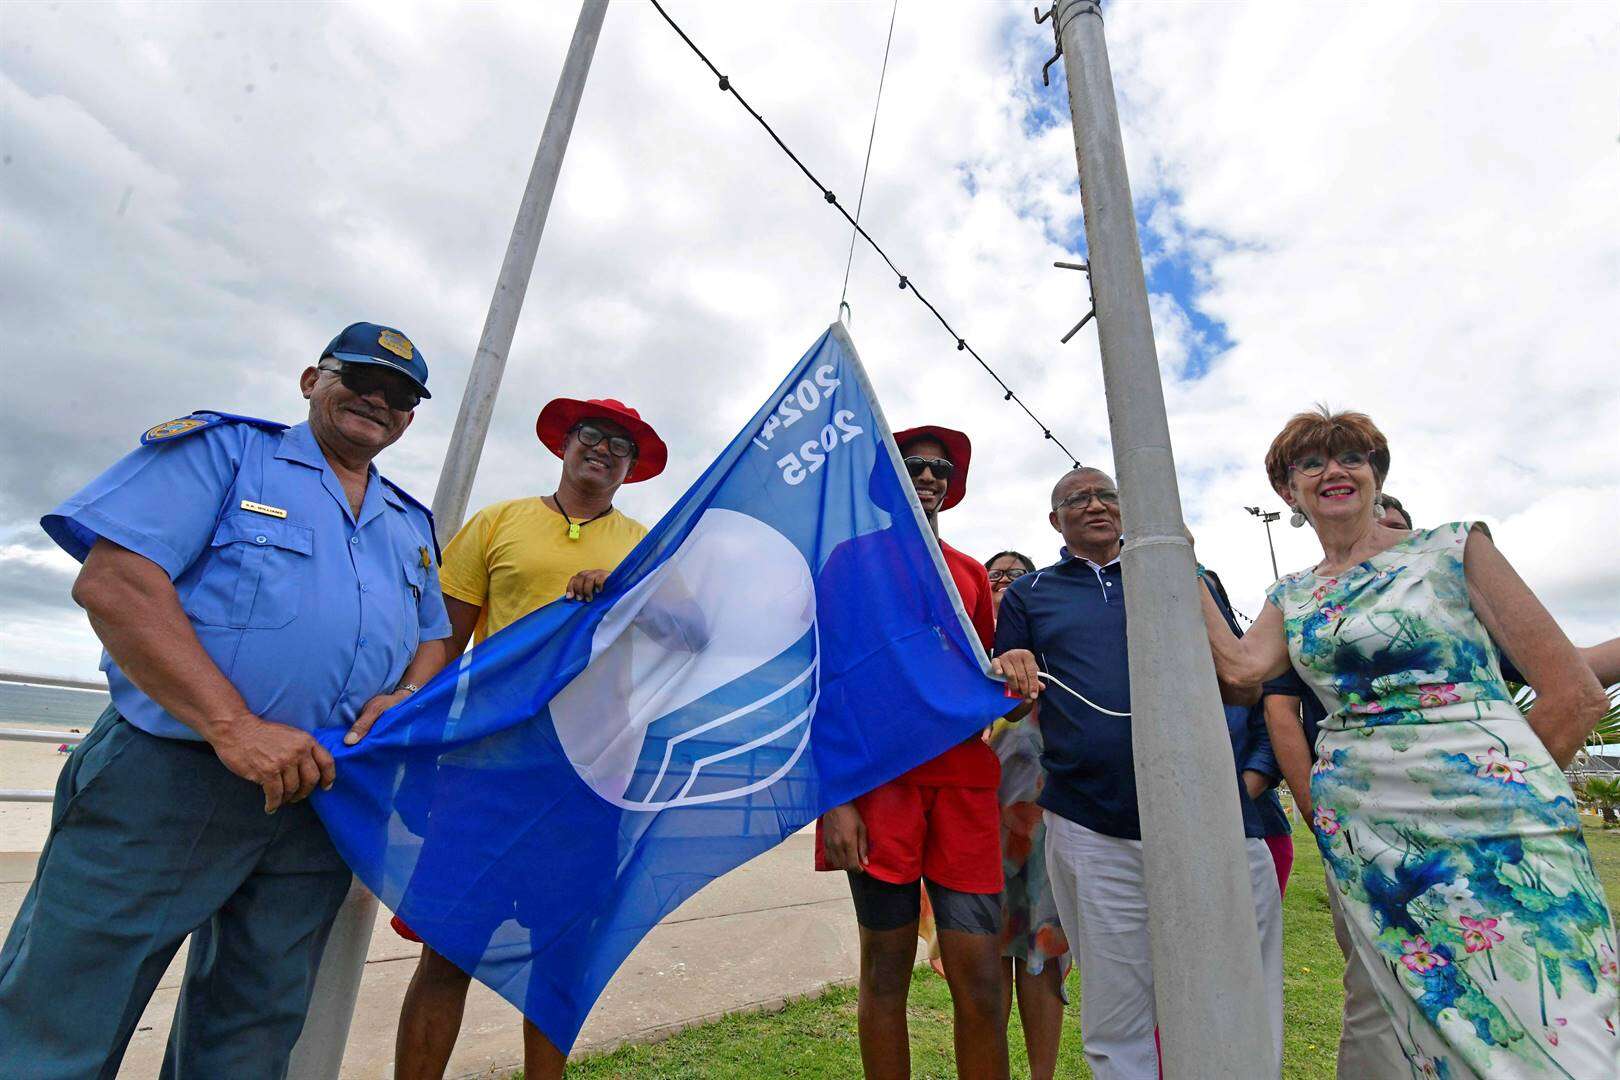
[817,424,1008,1080]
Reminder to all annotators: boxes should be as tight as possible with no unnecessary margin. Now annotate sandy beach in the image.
[0,722,76,853]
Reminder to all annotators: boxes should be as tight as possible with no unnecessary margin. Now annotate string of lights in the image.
[648,0,1085,469]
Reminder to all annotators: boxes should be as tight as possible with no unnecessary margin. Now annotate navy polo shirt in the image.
[994,551,1140,839]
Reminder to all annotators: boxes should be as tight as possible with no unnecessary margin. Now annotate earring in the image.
[1373,497,1386,517]
[1290,510,1306,529]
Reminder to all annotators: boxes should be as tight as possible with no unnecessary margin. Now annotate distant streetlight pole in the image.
[1245,506,1281,580]
[287,4,610,1077]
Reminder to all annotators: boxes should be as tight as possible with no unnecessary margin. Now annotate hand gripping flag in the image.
[313,323,1013,1053]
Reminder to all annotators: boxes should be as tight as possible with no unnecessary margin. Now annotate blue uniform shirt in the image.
[42,416,452,741]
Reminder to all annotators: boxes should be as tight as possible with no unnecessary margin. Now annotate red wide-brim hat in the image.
[536,397,667,483]
[893,424,971,510]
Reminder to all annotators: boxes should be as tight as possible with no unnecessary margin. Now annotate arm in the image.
[1464,528,1608,767]
[74,539,334,812]
[1262,693,1314,820]
[1240,705,1280,798]
[1200,575,1268,705]
[988,585,1040,701]
[1200,587,1292,688]
[346,595,481,744]
[1584,637,1620,689]
[819,802,869,871]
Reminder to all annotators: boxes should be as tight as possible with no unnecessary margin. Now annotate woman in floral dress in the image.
[1200,407,1617,1078]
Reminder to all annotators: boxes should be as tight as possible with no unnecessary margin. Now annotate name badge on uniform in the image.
[240,500,288,519]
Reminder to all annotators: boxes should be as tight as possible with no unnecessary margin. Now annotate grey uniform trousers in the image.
[0,708,352,1080]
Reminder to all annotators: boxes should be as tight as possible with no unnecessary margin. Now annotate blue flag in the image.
[313,324,1012,1052]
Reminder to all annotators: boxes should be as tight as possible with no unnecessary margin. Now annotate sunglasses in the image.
[1290,450,1369,477]
[904,456,955,480]
[318,361,420,411]
[572,423,637,459]
[987,568,1028,583]
[1054,488,1120,511]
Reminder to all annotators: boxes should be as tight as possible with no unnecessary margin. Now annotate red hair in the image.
[1264,406,1390,493]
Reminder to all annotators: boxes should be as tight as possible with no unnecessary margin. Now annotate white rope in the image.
[1038,670,1131,717]
[837,0,899,318]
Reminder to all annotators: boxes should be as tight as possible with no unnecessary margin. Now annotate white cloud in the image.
[1,1,1615,679]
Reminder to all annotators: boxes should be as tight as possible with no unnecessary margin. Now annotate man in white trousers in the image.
[992,467,1284,1079]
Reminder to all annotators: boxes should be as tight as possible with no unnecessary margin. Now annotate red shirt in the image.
[891,538,1000,788]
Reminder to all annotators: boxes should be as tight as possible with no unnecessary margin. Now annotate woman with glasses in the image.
[984,550,1071,1080]
[1198,406,1617,1078]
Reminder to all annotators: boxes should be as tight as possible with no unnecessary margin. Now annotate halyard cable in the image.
[838,0,899,322]
[647,0,1084,469]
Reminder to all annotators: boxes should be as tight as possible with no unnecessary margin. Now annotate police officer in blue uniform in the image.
[0,323,453,1079]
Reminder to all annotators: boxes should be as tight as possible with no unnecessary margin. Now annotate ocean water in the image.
[0,682,111,729]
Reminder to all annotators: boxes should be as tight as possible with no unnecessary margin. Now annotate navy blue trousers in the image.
[0,709,352,1080]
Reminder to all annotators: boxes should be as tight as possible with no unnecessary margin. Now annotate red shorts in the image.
[816,778,1003,894]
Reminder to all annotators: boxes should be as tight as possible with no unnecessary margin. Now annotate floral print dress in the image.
[989,707,1071,982]
[1270,522,1618,1079]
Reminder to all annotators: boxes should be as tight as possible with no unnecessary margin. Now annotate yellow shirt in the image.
[439,496,648,643]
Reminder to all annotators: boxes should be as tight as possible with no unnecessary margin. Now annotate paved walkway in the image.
[1,832,885,1078]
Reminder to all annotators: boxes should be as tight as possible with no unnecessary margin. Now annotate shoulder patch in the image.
[380,476,442,563]
[140,411,289,446]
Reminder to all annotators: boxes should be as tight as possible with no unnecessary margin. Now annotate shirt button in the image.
[360,584,369,593]
[350,536,360,546]
[359,637,368,646]
[255,535,267,544]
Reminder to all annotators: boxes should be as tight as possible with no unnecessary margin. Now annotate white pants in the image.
[1325,869,1409,1078]
[1044,813,1283,1080]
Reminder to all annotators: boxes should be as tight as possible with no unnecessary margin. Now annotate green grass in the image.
[548,827,1620,1078]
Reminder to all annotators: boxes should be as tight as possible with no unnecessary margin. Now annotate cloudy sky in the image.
[2,1,1616,679]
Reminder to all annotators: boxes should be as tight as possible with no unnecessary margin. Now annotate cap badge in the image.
[144,417,207,442]
[378,329,414,362]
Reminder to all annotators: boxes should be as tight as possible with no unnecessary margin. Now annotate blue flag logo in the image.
[314,324,1012,1052]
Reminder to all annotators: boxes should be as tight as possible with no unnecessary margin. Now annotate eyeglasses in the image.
[1290,450,1369,477]
[572,423,637,459]
[1054,488,1120,511]
[904,456,955,480]
[987,568,1028,583]
[318,360,420,411]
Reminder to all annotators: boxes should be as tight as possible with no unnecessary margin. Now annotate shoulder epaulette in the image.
[381,476,442,563]
[140,411,289,446]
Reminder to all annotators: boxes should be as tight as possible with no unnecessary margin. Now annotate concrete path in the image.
[1,832,890,1078]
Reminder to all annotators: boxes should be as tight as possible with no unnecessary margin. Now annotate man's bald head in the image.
[1051,467,1115,509]
[1049,466,1122,562]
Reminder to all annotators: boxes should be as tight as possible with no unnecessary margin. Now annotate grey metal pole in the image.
[287,5,609,1076]
[431,0,611,540]
[1051,1,1274,1076]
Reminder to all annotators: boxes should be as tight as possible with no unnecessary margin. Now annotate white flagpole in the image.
[287,4,609,1075]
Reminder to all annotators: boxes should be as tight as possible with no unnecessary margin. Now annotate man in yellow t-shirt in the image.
[382,396,666,1080]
